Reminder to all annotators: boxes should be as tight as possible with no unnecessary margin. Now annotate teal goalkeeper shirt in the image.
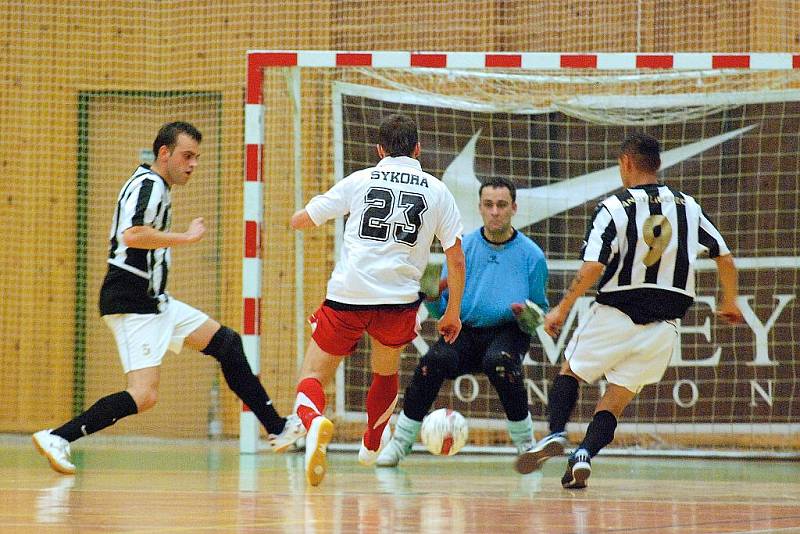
[439,227,549,328]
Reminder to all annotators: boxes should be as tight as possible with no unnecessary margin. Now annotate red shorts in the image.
[309,303,420,356]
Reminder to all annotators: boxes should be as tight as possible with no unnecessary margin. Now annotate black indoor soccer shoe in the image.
[561,448,591,489]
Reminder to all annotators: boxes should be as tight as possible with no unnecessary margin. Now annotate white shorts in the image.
[564,302,678,394]
[103,298,209,373]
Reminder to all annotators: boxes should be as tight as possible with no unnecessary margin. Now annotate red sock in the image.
[295,377,326,430]
[363,373,398,450]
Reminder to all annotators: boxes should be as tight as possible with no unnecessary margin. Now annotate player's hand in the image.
[185,217,206,243]
[437,310,462,344]
[543,304,567,338]
[716,297,744,325]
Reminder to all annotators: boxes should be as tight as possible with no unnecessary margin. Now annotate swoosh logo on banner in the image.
[442,124,757,232]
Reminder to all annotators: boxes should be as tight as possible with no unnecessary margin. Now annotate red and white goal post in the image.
[241,51,800,457]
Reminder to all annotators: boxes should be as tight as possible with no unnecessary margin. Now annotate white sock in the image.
[507,413,533,450]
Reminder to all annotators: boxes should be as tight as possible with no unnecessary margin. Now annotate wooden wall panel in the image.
[1,0,798,435]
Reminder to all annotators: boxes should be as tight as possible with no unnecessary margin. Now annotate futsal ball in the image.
[420,408,468,456]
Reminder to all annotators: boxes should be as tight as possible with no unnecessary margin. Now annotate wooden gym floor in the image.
[1,434,799,533]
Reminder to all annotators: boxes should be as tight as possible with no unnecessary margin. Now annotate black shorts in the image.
[432,322,532,379]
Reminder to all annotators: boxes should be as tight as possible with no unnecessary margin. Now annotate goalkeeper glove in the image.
[510,299,544,335]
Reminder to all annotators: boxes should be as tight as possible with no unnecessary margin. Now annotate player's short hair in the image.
[479,176,517,202]
[378,114,418,157]
[153,121,202,157]
[620,132,661,173]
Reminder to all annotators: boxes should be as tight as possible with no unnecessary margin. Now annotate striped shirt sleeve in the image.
[581,202,618,264]
[121,178,162,231]
[697,207,730,258]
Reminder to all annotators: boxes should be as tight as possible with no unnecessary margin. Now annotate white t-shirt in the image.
[305,156,463,305]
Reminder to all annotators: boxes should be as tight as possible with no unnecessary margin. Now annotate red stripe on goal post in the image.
[794,55,800,68]
[259,52,299,66]
[485,54,522,68]
[561,54,597,68]
[636,55,674,69]
[244,221,259,258]
[245,144,261,182]
[712,55,750,69]
[336,53,373,66]
[246,59,263,104]
[411,53,447,68]
[243,297,261,335]
[247,53,298,103]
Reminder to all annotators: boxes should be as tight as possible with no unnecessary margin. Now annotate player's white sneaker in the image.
[268,414,306,453]
[375,436,412,467]
[32,430,76,475]
[304,416,334,486]
[514,431,568,475]
[358,424,392,466]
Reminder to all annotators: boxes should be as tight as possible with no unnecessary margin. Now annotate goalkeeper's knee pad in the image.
[419,342,460,379]
[482,351,523,384]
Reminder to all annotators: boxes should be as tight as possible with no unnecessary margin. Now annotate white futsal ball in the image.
[420,408,468,456]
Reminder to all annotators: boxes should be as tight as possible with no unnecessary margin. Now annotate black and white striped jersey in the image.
[582,183,730,324]
[99,164,172,315]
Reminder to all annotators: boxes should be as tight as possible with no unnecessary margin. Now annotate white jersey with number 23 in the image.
[305,156,463,305]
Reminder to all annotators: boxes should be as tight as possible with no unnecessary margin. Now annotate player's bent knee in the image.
[419,343,459,379]
[482,351,523,383]
[138,396,157,413]
[129,388,158,412]
[202,325,249,368]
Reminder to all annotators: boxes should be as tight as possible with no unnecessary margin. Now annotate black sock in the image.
[203,326,285,435]
[579,410,617,457]
[52,391,138,443]
[548,374,579,433]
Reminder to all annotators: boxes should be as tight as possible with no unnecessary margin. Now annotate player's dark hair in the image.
[479,176,517,202]
[620,132,661,173]
[153,121,202,157]
[378,114,418,157]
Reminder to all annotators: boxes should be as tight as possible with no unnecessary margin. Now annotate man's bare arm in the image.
[123,217,205,249]
[543,261,604,337]
[438,239,465,343]
[714,254,744,324]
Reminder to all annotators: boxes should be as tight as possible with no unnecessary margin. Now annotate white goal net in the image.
[251,52,800,456]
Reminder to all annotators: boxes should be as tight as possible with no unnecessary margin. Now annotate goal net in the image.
[251,52,800,456]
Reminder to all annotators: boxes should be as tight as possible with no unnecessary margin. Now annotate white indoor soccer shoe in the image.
[375,436,413,467]
[304,416,334,486]
[32,430,76,475]
[358,424,392,466]
[268,414,306,453]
